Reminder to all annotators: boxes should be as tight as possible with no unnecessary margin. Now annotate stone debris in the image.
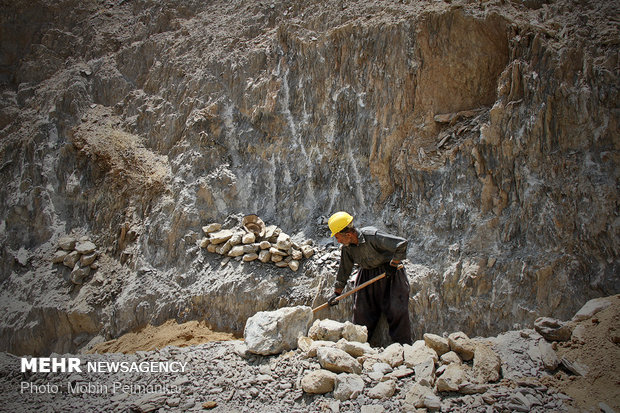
[199,215,315,271]
[534,317,573,342]
[51,235,100,285]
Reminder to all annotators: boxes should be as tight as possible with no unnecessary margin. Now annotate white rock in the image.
[199,238,210,248]
[317,347,362,374]
[367,380,396,399]
[243,253,258,262]
[202,223,221,234]
[381,343,404,367]
[424,394,442,410]
[244,306,313,355]
[414,357,435,387]
[538,340,559,370]
[269,246,288,256]
[424,333,450,356]
[301,369,337,394]
[301,244,315,259]
[228,246,245,257]
[361,405,385,413]
[372,362,393,375]
[291,249,303,260]
[259,241,271,249]
[333,373,364,401]
[572,297,612,322]
[342,321,368,343]
[289,260,299,271]
[271,253,284,262]
[306,340,337,357]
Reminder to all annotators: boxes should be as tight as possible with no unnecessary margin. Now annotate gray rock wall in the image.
[0,0,617,354]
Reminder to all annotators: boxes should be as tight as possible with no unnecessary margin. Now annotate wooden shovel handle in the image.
[312,272,387,313]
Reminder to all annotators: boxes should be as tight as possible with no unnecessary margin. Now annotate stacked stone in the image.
[198,221,315,272]
[51,235,99,285]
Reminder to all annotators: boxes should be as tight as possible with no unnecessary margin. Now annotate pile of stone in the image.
[295,319,503,409]
[199,215,315,272]
[51,235,99,285]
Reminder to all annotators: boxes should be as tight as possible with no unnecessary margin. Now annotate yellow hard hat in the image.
[328,211,353,237]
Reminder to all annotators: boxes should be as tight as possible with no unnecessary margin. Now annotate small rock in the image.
[52,250,68,264]
[572,297,612,322]
[534,317,573,342]
[80,252,98,266]
[367,380,396,399]
[269,247,288,256]
[243,253,258,262]
[301,369,337,394]
[342,321,368,343]
[436,364,467,392]
[381,343,404,367]
[333,373,364,401]
[258,249,271,263]
[75,241,96,254]
[440,351,462,365]
[70,265,91,284]
[199,238,210,248]
[202,223,222,234]
[448,332,475,361]
[271,254,284,263]
[63,251,81,268]
[405,383,436,408]
[317,347,362,374]
[202,401,217,409]
[414,357,435,386]
[424,394,442,410]
[276,233,292,250]
[228,246,245,257]
[209,229,233,244]
[336,339,376,357]
[289,260,299,271]
[242,232,256,244]
[58,236,77,251]
[301,245,315,259]
[259,241,271,249]
[424,333,450,356]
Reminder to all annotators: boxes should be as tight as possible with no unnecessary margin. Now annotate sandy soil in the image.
[88,319,239,354]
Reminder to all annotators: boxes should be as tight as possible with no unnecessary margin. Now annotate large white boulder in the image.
[244,306,313,355]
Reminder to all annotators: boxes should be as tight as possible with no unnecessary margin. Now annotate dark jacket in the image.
[334,226,408,290]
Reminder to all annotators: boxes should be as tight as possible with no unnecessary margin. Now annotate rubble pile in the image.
[51,235,100,285]
[199,215,316,272]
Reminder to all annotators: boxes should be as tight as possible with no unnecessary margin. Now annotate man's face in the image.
[335,231,356,246]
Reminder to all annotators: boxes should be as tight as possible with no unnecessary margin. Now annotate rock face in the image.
[0,0,618,355]
[244,306,313,355]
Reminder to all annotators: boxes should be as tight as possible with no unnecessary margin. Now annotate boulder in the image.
[305,340,337,357]
[259,241,271,249]
[301,369,337,394]
[244,306,313,355]
[317,347,362,374]
[52,250,68,264]
[258,250,271,263]
[424,333,450,356]
[448,332,475,361]
[80,252,98,266]
[70,264,90,285]
[534,317,573,342]
[289,260,299,271]
[242,232,256,244]
[228,246,245,257]
[63,251,81,268]
[242,253,258,262]
[301,245,315,259]
[414,357,435,386]
[333,373,364,401]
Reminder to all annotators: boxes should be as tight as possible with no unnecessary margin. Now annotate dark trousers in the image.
[351,265,412,345]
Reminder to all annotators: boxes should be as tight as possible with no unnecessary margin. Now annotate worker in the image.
[327,211,412,345]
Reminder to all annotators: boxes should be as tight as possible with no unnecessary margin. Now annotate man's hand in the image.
[386,260,402,278]
[328,289,342,306]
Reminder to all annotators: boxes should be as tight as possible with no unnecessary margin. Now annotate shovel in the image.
[312,271,387,313]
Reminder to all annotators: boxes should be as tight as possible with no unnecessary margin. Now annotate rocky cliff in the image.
[0,0,618,355]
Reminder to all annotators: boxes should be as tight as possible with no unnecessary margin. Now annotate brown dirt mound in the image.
[543,295,620,411]
[89,320,239,354]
